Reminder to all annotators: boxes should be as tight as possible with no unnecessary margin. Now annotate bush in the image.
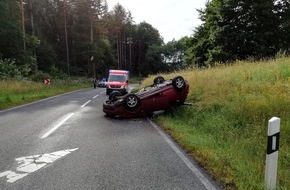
[0,58,22,79]
[49,64,68,79]
[31,71,51,82]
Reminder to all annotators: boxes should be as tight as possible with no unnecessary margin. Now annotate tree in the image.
[219,0,280,60]
[137,22,163,76]
[0,0,22,59]
[105,3,133,71]
[0,0,170,78]
[190,0,289,66]
[275,0,290,54]
[161,38,188,72]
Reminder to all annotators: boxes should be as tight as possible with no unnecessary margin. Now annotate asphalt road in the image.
[0,87,223,190]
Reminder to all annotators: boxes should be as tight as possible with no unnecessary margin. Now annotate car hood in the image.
[108,81,125,85]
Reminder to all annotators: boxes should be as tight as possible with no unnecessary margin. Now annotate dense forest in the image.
[0,0,290,80]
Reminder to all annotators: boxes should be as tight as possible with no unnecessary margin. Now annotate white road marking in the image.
[0,148,78,183]
[81,100,91,108]
[93,94,99,99]
[147,118,217,190]
[41,113,74,139]
[100,91,105,94]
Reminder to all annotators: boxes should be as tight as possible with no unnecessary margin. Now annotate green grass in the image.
[0,78,92,110]
[142,57,290,190]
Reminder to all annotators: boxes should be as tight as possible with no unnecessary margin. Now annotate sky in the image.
[107,0,208,43]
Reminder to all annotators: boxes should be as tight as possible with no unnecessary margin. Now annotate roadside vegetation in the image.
[0,78,91,110]
[141,56,290,190]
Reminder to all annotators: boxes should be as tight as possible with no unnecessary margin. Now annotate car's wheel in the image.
[109,91,122,100]
[153,76,165,84]
[172,76,185,92]
[123,94,140,111]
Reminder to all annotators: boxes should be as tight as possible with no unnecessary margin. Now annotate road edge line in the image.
[147,118,217,190]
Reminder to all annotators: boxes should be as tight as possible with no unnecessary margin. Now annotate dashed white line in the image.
[41,113,74,139]
[40,91,104,139]
[81,100,91,108]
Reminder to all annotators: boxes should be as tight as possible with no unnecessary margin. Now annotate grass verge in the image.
[0,78,92,110]
[142,57,290,190]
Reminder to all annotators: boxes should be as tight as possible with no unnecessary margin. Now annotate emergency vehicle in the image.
[106,70,129,95]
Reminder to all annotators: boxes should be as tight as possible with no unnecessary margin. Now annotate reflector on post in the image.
[265,117,280,190]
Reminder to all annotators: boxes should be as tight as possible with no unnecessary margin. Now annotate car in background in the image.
[103,76,189,118]
[98,78,107,88]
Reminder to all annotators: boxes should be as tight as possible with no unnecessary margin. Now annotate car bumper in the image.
[106,88,127,95]
[103,101,144,118]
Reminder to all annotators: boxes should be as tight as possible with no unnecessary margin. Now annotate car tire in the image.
[109,91,122,100]
[123,94,140,111]
[153,76,165,84]
[172,76,185,92]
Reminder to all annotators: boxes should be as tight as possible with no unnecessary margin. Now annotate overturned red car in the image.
[103,76,190,118]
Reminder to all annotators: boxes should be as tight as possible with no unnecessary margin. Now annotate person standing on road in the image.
[93,78,97,89]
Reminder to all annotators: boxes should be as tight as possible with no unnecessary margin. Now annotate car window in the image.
[108,75,126,82]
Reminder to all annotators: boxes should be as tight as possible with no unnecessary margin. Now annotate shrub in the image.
[30,70,51,82]
[0,58,22,79]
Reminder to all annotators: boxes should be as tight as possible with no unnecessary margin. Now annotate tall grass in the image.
[143,57,290,189]
[0,78,91,110]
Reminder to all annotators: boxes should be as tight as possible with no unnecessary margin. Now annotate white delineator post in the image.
[265,117,280,190]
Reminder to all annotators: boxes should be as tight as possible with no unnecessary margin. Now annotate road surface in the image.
[0,87,223,190]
